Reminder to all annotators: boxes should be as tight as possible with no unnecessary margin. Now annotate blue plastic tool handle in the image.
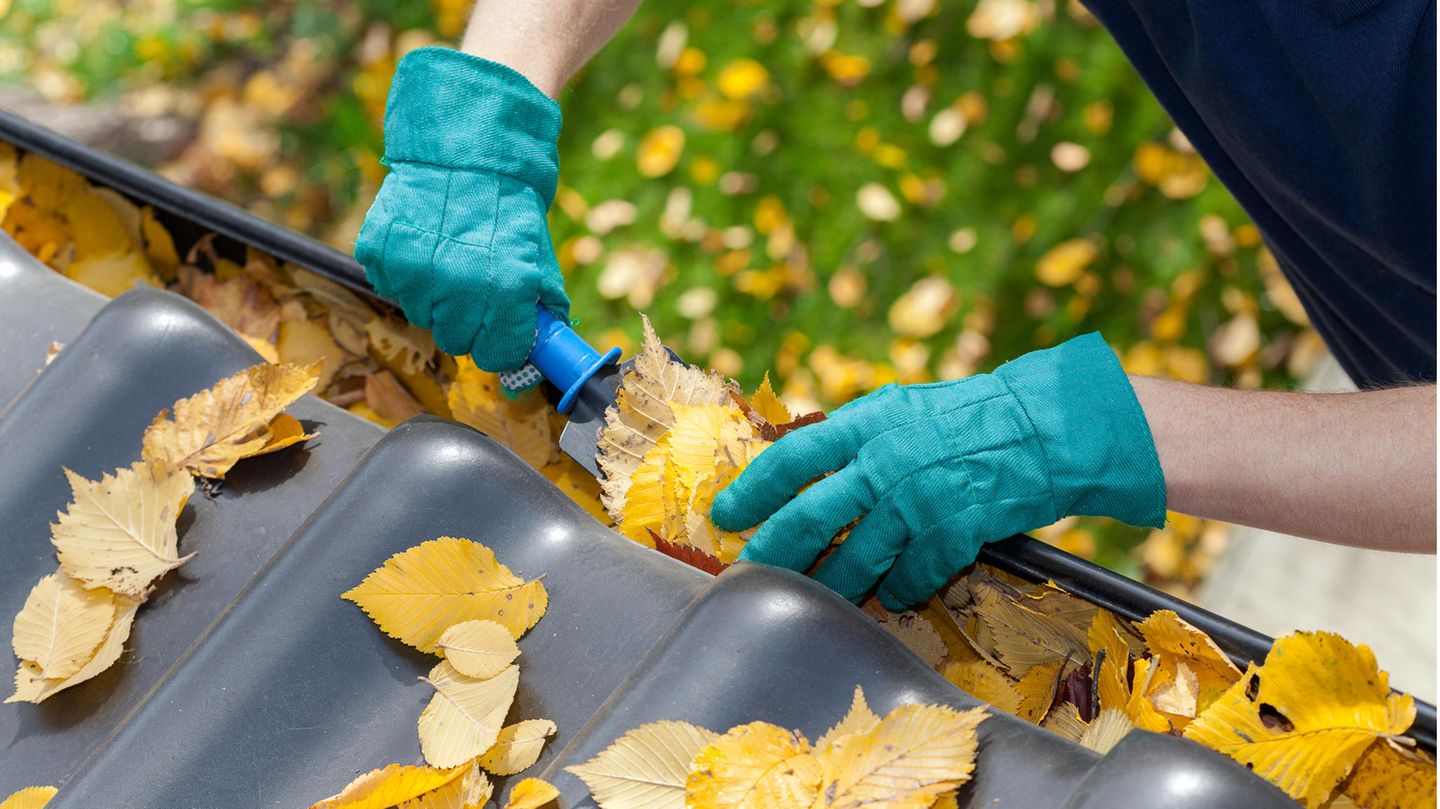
[530,306,622,414]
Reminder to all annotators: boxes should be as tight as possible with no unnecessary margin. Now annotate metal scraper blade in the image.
[557,357,631,478]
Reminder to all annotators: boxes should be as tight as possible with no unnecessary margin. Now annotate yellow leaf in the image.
[0,787,57,809]
[249,412,315,458]
[1340,740,1437,809]
[1078,708,1133,755]
[597,316,733,516]
[1149,658,1199,721]
[8,597,139,704]
[1040,702,1086,743]
[65,189,134,259]
[19,153,85,213]
[748,373,791,426]
[142,361,321,478]
[278,318,345,390]
[942,660,1020,715]
[438,619,521,680]
[419,660,520,768]
[567,720,719,809]
[1125,657,1175,733]
[637,126,685,178]
[542,459,612,526]
[970,577,1087,677]
[478,718,558,776]
[686,722,821,809]
[1014,661,1064,724]
[815,703,986,809]
[504,777,560,809]
[1138,610,1241,695]
[400,762,493,809]
[818,686,883,751]
[65,250,159,298]
[310,763,469,809]
[11,571,116,679]
[448,357,556,469]
[50,460,194,597]
[140,206,179,278]
[1087,610,1131,717]
[1183,632,1416,808]
[1035,239,1097,287]
[342,537,548,651]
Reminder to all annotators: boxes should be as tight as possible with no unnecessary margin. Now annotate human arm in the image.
[1132,377,1436,553]
[461,0,644,98]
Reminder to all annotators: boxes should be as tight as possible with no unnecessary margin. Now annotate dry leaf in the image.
[478,718,558,776]
[817,686,882,749]
[8,597,140,703]
[366,370,425,424]
[942,660,1021,715]
[686,722,821,808]
[418,660,520,768]
[437,619,521,680]
[342,537,548,652]
[970,575,1087,677]
[366,317,436,376]
[0,787,57,809]
[1078,708,1133,754]
[880,611,947,669]
[1014,661,1064,724]
[11,571,116,679]
[1340,740,1437,809]
[51,460,194,596]
[310,763,469,809]
[542,460,613,526]
[278,318,345,390]
[141,361,321,478]
[400,763,492,809]
[448,357,556,469]
[1184,632,1416,807]
[1137,610,1241,697]
[1040,702,1086,743]
[747,373,791,427]
[250,412,316,457]
[567,720,719,809]
[175,263,280,342]
[1150,658,1199,720]
[504,777,560,809]
[814,703,985,809]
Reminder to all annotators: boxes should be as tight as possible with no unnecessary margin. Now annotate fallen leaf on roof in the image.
[278,318,344,390]
[50,459,194,597]
[816,686,882,749]
[813,702,985,809]
[141,360,320,478]
[503,777,560,809]
[478,718,558,776]
[11,571,116,679]
[1184,631,1416,807]
[437,619,521,680]
[1339,739,1437,809]
[403,762,492,809]
[1078,707,1133,754]
[8,596,140,704]
[687,722,821,808]
[310,762,469,809]
[418,660,520,768]
[0,787,57,809]
[568,720,719,809]
[342,536,548,651]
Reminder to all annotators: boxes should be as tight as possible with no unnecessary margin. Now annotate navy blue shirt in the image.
[1085,0,1436,387]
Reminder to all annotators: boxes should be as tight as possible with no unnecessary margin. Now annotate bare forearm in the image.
[1130,377,1436,552]
[461,0,643,98]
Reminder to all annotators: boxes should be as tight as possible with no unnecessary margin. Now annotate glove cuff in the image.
[995,333,1168,528]
[383,47,563,208]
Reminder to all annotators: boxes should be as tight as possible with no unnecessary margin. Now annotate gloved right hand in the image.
[355,47,569,374]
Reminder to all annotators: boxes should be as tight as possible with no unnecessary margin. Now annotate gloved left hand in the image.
[354,47,569,376]
[710,333,1167,610]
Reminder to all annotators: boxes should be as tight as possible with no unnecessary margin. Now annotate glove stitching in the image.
[385,157,550,206]
[991,373,1062,523]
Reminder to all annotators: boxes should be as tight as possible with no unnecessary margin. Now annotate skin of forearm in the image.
[460,0,644,98]
[1129,376,1436,553]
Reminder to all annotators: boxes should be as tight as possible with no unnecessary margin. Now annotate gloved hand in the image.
[711,333,1167,610]
[355,47,569,375]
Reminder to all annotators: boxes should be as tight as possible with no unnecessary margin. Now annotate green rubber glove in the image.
[354,47,568,373]
[710,333,1167,611]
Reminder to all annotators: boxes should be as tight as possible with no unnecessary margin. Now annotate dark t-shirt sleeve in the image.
[1082,0,1436,386]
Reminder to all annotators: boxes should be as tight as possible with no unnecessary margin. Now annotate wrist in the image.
[995,333,1168,527]
[383,47,563,207]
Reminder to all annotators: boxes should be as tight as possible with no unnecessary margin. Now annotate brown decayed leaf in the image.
[11,571,116,679]
[310,762,469,809]
[8,596,140,704]
[478,719,558,776]
[365,370,425,423]
[503,777,560,809]
[175,263,280,342]
[1183,632,1415,808]
[365,316,436,376]
[567,720,719,809]
[437,619,521,680]
[342,537,547,652]
[50,460,195,596]
[141,361,321,478]
[418,661,520,768]
[880,611,948,669]
[686,722,821,809]
[0,787,58,809]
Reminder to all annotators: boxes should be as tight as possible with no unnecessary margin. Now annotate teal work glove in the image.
[354,47,568,374]
[710,333,1167,611]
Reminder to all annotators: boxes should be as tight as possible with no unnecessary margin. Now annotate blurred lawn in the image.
[0,0,1323,582]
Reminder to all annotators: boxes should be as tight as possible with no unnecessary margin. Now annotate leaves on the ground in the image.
[10,571,116,679]
[686,722,821,808]
[437,619,521,680]
[0,787,57,809]
[50,459,194,597]
[1183,631,1416,807]
[403,762,492,809]
[1077,707,1133,755]
[503,777,560,809]
[141,360,320,478]
[418,660,520,768]
[448,357,557,469]
[478,718,557,776]
[342,536,547,652]
[814,702,985,808]
[8,597,139,704]
[567,720,719,809]
[310,762,469,809]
